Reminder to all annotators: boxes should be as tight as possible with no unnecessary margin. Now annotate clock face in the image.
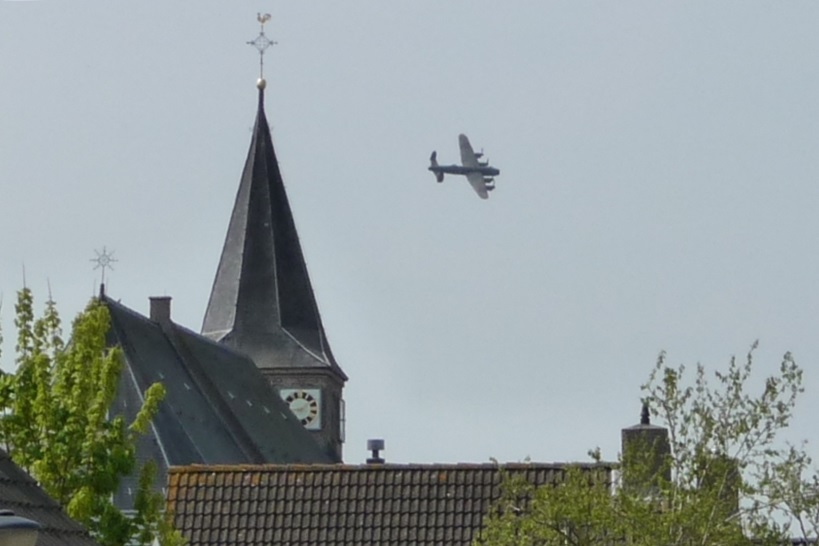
[280,389,321,430]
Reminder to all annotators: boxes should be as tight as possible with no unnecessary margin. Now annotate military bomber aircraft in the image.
[428,134,500,199]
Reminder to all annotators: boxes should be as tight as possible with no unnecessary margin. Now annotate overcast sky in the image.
[1,2,818,466]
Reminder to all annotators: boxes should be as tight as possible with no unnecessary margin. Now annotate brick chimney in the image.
[621,402,671,493]
[149,296,172,324]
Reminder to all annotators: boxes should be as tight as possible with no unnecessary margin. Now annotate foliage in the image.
[0,288,184,546]
[478,343,818,546]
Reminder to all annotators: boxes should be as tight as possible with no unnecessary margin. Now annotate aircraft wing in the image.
[466,171,489,199]
[458,134,480,168]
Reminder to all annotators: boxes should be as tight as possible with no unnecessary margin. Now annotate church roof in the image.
[166,462,613,546]
[0,449,100,546]
[104,296,334,507]
[201,88,346,381]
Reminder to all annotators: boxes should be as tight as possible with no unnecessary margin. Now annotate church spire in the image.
[202,19,347,460]
[201,25,345,383]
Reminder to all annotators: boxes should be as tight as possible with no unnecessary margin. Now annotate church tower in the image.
[202,30,347,460]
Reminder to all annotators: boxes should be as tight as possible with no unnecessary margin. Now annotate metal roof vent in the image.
[366,439,385,464]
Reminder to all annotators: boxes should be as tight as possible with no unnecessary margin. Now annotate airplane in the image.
[428,134,500,199]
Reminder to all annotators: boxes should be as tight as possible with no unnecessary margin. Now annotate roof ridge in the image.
[168,461,616,474]
[160,321,267,463]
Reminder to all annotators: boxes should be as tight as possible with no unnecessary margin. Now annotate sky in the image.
[1,1,818,467]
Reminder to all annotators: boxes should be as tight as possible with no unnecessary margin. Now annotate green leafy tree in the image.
[0,288,183,546]
[478,343,818,546]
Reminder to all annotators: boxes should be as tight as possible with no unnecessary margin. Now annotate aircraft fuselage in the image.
[428,164,500,177]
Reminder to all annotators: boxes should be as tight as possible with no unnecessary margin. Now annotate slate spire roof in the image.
[202,87,346,380]
[105,295,334,508]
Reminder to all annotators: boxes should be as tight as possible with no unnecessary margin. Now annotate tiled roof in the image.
[0,449,100,546]
[167,462,613,546]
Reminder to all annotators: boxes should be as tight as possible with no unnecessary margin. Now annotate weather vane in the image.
[90,246,118,287]
[247,13,276,85]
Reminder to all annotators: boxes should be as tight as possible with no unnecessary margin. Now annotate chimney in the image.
[149,296,172,324]
[366,439,385,464]
[621,402,671,493]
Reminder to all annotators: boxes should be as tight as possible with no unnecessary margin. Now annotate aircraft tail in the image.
[429,151,444,182]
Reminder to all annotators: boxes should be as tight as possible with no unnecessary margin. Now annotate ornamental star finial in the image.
[90,246,118,287]
[247,12,276,84]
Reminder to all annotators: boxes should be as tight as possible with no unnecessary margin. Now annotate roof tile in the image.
[168,462,612,546]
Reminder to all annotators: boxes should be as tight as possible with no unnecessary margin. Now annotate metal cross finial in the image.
[91,247,118,287]
[247,13,276,81]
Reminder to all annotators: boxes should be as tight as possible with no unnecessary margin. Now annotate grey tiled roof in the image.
[0,449,100,546]
[167,462,613,546]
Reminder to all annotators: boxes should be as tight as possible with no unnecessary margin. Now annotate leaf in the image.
[0,290,179,546]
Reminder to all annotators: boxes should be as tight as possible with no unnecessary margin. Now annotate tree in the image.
[478,343,819,546]
[0,288,183,546]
